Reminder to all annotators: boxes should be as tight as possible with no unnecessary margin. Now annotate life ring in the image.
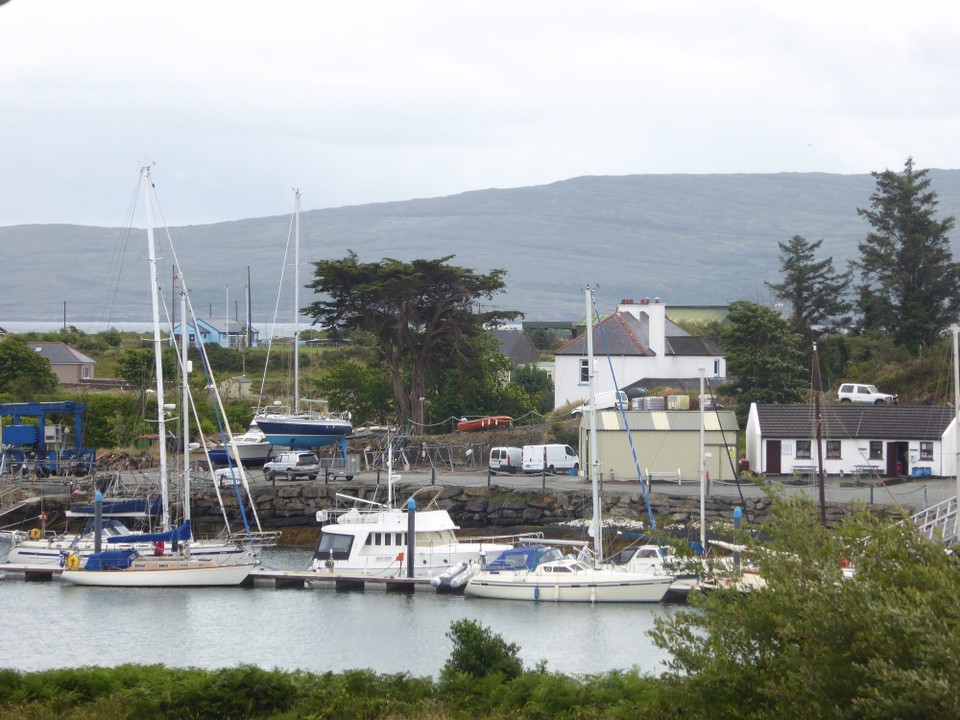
[29,528,41,541]
[66,554,80,571]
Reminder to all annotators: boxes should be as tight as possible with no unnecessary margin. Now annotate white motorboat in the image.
[608,542,699,602]
[465,287,674,604]
[310,486,528,578]
[61,166,258,588]
[207,421,273,466]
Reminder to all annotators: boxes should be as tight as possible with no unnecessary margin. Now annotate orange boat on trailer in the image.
[457,415,513,432]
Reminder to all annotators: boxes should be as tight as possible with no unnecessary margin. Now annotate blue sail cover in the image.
[70,497,162,517]
[84,549,139,571]
[105,519,192,545]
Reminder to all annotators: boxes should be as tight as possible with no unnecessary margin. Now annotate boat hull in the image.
[457,416,513,432]
[61,559,256,587]
[207,441,273,466]
[465,572,673,603]
[256,417,352,449]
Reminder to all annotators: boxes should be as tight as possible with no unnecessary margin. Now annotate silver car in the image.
[263,451,321,480]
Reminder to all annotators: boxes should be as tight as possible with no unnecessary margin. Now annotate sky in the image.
[2,1,959,227]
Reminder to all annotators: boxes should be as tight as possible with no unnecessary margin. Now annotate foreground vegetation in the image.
[3,495,958,719]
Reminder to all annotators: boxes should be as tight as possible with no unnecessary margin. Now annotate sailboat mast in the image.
[181,289,191,533]
[293,190,301,415]
[813,342,826,526]
[953,326,960,523]
[585,286,603,562]
[143,165,170,532]
[699,368,706,550]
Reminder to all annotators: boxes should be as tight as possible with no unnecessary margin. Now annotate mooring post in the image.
[94,490,103,554]
[733,506,742,575]
[406,497,416,579]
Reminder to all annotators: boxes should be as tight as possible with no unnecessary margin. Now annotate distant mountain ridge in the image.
[5,170,960,325]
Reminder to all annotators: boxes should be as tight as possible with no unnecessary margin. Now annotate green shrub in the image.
[441,619,523,682]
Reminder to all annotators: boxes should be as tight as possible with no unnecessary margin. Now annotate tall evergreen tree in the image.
[852,157,959,350]
[765,234,851,347]
[721,301,807,424]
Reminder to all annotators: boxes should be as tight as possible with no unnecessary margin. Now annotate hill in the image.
[4,170,960,324]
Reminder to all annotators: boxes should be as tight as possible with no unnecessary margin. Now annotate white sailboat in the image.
[254,190,353,449]
[61,165,259,588]
[464,287,674,603]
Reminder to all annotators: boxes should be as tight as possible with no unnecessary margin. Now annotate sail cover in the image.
[105,519,192,544]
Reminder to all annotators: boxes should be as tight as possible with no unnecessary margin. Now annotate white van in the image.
[489,446,523,475]
[570,390,627,418]
[522,444,581,475]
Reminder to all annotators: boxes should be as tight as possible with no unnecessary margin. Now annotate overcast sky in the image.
[2,1,958,227]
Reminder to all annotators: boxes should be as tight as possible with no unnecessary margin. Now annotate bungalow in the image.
[746,403,957,478]
[553,297,725,411]
[171,318,259,349]
[28,342,96,384]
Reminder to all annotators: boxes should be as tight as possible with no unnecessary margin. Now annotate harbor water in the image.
[0,548,679,678]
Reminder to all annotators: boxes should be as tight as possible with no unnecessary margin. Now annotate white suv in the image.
[263,451,321,480]
[837,383,897,405]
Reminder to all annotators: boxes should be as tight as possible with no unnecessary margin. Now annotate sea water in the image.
[0,548,678,678]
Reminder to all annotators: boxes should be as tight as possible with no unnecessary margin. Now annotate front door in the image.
[765,440,781,474]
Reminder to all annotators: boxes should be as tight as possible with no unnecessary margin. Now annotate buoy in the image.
[66,554,80,571]
[28,528,41,540]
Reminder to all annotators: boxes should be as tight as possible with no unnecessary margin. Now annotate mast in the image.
[293,190,301,415]
[699,367,706,550]
[585,286,603,563]
[813,342,826,526]
[143,165,170,532]
[953,326,960,528]
[181,288,191,536]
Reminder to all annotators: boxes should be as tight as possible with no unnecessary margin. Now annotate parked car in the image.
[263,451,321,480]
[570,390,628,418]
[489,446,523,475]
[837,383,898,405]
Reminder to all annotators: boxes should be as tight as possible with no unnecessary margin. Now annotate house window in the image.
[920,442,934,461]
[796,440,811,459]
[81,366,91,379]
[579,358,589,383]
[826,440,841,459]
[713,359,720,376]
[869,441,883,460]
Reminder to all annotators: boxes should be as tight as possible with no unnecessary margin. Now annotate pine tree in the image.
[765,234,852,347]
[852,157,959,350]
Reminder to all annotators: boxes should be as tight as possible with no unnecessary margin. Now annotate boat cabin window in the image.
[316,532,353,560]
[365,532,407,547]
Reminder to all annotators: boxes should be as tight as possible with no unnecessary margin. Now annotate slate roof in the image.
[492,328,540,365]
[754,404,954,441]
[555,311,703,357]
[29,342,95,366]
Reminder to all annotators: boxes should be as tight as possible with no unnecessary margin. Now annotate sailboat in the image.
[464,287,674,603]
[254,190,353,449]
[61,165,259,588]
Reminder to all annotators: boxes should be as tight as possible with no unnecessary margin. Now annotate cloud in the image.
[1,1,959,226]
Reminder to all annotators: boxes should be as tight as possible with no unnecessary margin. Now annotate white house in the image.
[746,403,956,478]
[553,298,726,410]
